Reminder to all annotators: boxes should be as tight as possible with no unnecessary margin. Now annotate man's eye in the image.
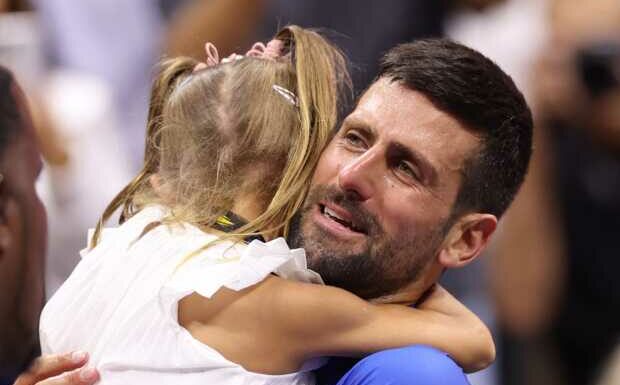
[344,132,365,147]
[396,161,418,180]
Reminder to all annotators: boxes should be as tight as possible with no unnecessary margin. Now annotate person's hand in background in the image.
[13,352,99,385]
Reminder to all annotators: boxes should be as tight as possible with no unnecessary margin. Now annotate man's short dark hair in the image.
[0,66,21,159]
[378,38,533,218]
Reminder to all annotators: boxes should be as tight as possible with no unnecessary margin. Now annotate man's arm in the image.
[13,353,99,385]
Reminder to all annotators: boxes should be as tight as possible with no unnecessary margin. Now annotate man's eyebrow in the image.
[342,116,376,138]
[388,142,438,186]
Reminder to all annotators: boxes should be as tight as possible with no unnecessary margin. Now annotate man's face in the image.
[0,83,46,365]
[289,78,480,299]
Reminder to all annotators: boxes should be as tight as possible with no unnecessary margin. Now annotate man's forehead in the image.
[346,78,480,174]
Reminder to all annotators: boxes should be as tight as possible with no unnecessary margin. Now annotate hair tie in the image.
[246,42,266,57]
[193,42,223,72]
[205,42,220,66]
[245,39,286,60]
[190,41,297,107]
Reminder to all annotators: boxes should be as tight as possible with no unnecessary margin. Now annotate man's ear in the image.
[438,213,497,268]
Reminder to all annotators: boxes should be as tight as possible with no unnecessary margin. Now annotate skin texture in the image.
[0,83,46,371]
[290,78,496,303]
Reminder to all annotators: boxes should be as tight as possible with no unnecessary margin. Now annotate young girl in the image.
[40,26,494,385]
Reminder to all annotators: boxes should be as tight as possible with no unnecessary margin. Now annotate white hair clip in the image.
[272,85,299,107]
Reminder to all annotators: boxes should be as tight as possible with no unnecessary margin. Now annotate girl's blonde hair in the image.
[91,25,350,248]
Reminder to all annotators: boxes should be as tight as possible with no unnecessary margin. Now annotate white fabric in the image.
[40,205,325,385]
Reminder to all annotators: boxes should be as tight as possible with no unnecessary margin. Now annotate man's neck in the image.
[369,263,443,306]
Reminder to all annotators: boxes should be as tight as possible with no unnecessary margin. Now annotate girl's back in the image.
[40,205,325,384]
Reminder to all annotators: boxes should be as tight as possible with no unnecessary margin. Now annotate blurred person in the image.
[0,0,135,298]
[0,66,101,385]
[0,67,97,385]
[39,28,498,385]
[0,64,46,384]
[492,0,620,384]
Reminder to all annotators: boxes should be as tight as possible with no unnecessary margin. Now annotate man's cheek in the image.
[310,163,331,186]
[311,147,342,185]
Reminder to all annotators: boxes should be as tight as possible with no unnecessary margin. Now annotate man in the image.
[23,38,532,385]
[289,38,532,384]
[0,66,99,385]
[0,66,46,384]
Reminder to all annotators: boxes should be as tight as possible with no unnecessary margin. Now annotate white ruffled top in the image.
[39,205,325,385]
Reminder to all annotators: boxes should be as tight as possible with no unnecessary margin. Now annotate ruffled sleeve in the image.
[165,237,324,300]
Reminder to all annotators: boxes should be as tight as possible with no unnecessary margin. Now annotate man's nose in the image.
[337,150,381,202]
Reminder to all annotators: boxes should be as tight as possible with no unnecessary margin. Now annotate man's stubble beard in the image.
[288,185,446,300]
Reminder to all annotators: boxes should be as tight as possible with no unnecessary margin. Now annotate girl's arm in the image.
[273,279,495,373]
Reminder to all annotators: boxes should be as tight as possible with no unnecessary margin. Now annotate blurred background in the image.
[1,0,619,384]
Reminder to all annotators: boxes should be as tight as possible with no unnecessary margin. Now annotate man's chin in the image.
[305,246,362,270]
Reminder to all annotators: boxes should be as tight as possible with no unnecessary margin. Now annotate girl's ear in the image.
[149,173,170,201]
[150,173,178,206]
[438,213,497,268]
[149,173,163,193]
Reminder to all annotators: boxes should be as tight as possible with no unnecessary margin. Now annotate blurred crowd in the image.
[0,0,618,384]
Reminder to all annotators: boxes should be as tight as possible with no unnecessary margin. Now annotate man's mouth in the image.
[319,203,365,234]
